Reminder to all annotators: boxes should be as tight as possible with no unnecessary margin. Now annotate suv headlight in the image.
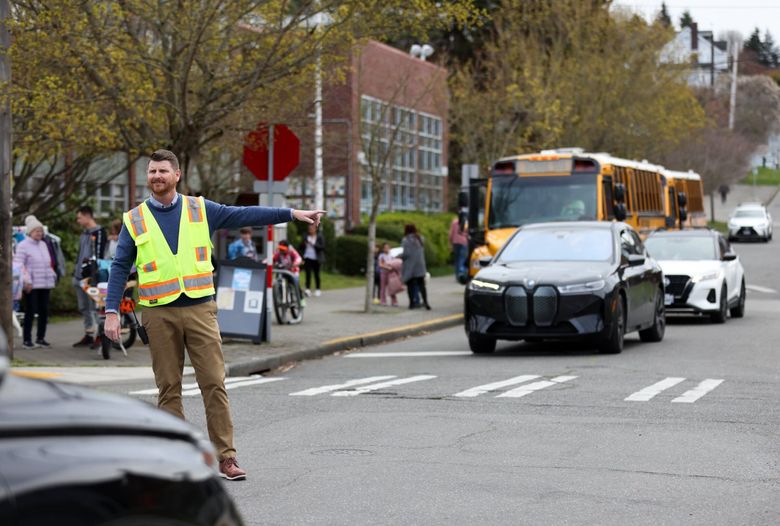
[468,279,505,293]
[692,271,720,283]
[558,279,605,294]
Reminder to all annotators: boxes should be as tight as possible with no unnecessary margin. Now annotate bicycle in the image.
[272,267,303,325]
[81,277,139,360]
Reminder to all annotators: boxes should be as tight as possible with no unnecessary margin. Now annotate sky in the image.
[612,1,780,43]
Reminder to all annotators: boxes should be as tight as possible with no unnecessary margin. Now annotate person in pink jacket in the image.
[13,215,57,349]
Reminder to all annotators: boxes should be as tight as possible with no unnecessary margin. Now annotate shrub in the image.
[49,263,79,315]
[348,223,404,242]
[333,235,392,276]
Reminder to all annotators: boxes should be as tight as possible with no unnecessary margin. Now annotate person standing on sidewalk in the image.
[300,223,325,297]
[72,206,107,348]
[227,227,258,261]
[448,216,468,283]
[103,149,324,481]
[13,215,57,348]
[401,223,430,310]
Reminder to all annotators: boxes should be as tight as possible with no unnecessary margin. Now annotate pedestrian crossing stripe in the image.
[128,374,725,403]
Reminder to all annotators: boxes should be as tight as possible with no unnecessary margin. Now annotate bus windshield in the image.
[488,174,598,229]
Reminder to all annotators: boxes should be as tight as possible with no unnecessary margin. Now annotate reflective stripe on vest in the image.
[138,277,182,301]
[186,196,204,223]
[143,261,157,273]
[183,272,213,291]
[129,206,147,236]
[195,246,207,262]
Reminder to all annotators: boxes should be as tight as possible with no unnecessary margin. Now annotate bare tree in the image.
[356,47,446,312]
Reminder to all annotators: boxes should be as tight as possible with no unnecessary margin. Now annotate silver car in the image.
[727,203,773,242]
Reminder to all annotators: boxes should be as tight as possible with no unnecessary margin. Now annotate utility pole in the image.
[0,0,14,357]
[728,38,739,131]
[313,8,324,212]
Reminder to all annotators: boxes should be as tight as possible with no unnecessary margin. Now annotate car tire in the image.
[730,280,746,318]
[468,333,496,354]
[598,296,624,354]
[639,290,665,342]
[710,284,728,324]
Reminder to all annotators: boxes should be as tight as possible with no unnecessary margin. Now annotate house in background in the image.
[662,23,730,88]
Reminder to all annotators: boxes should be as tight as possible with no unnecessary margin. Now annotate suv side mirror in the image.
[478,255,492,268]
[679,207,688,222]
[723,252,738,261]
[627,254,645,267]
[677,192,688,208]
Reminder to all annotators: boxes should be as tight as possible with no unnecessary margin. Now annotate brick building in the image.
[286,40,449,231]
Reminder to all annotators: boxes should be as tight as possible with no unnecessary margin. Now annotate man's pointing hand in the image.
[292,209,327,227]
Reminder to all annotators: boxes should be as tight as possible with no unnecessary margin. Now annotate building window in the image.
[95,183,127,217]
[359,95,444,214]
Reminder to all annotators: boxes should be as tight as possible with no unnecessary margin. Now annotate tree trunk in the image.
[1,0,13,357]
[710,192,715,223]
[364,219,377,312]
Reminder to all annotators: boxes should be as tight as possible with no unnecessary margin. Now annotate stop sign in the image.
[243,123,300,181]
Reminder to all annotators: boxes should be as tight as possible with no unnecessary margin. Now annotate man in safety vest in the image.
[104,149,324,481]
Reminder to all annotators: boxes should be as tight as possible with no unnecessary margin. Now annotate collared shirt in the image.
[149,193,180,209]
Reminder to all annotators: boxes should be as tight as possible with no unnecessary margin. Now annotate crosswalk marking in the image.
[453,375,540,398]
[625,377,686,402]
[496,375,578,398]
[129,376,282,397]
[331,375,437,397]
[672,379,724,403]
[347,351,472,358]
[182,377,286,397]
[746,284,777,294]
[290,376,397,396]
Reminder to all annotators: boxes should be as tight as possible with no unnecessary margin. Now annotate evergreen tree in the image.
[745,28,762,54]
[679,10,694,29]
[762,30,780,67]
[656,2,672,28]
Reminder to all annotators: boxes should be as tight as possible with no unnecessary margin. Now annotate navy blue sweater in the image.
[106,195,293,312]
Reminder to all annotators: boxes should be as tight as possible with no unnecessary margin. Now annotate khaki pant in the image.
[142,300,235,459]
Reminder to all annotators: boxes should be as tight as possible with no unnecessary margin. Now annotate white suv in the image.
[728,203,773,242]
[645,230,745,323]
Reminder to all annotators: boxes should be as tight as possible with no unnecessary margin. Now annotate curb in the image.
[225,313,464,377]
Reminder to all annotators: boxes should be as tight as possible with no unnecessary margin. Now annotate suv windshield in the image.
[488,174,598,229]
[645,236,717,260]
[497,228,614,262]
[733,209,765,219]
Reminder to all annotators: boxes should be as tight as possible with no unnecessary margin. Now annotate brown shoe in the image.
[219,457,246,481]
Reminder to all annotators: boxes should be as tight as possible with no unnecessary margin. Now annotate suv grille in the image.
[666,275,690,297]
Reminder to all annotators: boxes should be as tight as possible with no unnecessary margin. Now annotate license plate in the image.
[741,228,751,234]
[664,294,674,306]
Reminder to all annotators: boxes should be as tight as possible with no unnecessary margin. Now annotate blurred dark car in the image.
[465,221,665,354]
[0,330,244,526]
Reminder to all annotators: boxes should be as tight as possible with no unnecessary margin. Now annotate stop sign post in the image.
[242,123,300,343]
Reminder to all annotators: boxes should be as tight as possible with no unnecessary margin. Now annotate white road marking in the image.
[129,376,262,396]
[496,375,578,398]
[672,379,725,403]
[182,377,286,397]
[746,284,778,294]
[453,375,541,398]
[625,377,686,402]
[331,375,437,397]
[347,352,472,358]
[290,376,397,396]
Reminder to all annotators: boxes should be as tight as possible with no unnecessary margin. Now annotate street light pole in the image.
[0,0,14,356]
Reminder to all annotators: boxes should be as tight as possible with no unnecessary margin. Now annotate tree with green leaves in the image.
[656,2,672,28]
[679,10,694,29]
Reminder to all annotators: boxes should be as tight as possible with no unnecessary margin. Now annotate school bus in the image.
[662,169,706,228]
[465,149,684,276]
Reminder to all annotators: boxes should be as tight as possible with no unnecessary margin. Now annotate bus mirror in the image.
[679,207,688,222]
[614,183,626,203]
[458,191,468,208]
[677,192,687,208]
[614,203,627,221]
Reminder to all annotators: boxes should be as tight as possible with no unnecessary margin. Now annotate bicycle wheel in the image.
[285,279,303,324]
[112,313,137,350]
[273,278,288,324]
[99,323,111,360]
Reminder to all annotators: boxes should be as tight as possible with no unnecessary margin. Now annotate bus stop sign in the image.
[243,123,300,181]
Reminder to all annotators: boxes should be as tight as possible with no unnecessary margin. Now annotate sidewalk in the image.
[705,184,780,223]
[11,276,466,384]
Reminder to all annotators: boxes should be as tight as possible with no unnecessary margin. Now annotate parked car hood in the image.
[656,259,722,276]
[0,375,197,440]
[476,261,614,286]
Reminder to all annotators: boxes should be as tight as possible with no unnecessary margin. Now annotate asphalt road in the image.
[105,225,780,526]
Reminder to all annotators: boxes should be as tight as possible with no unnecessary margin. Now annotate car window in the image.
[497,228,614,262]
[733,209,765,218]
[620,230,640,256]
[645,235,718,260]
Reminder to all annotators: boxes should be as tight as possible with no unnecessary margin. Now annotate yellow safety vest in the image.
[123,195,214,307]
